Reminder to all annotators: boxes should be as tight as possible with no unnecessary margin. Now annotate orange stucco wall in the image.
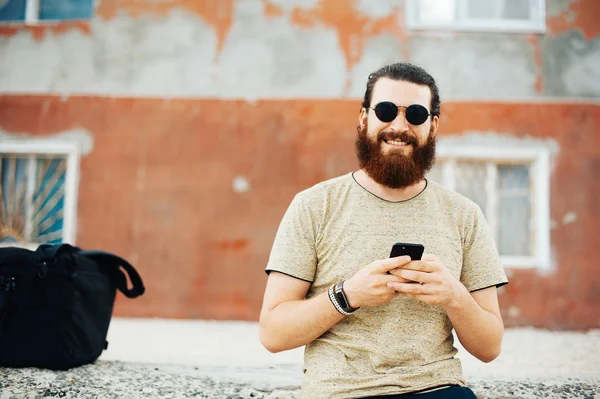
[1,95,598,329]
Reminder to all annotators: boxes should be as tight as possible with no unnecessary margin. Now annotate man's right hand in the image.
[343,256,413,308]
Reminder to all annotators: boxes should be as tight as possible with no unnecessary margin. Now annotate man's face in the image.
[355,78,440,189]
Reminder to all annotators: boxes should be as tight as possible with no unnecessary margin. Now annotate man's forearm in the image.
[259,290,344,353]
[445,293,504,363]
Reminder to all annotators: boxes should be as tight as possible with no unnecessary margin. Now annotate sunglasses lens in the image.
[406,104,429,125]
[374,102,398,123]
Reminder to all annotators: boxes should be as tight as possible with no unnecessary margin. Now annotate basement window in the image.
[427,143,551,269]
[406,0,546,34]
[0,141,80,249]
[0,0,95,25]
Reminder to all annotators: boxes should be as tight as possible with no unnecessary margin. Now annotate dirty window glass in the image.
[0,0,26,21]
[407,0,545,33]
[40,0,94,21]
[0,154,66,245]
[427,160,533,258]
[0,0,94,23]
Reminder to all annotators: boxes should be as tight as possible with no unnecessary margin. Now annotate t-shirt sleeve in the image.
[460,204,509,292]
[265,194,318,283]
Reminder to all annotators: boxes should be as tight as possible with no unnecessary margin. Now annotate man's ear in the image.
[358,108,368,130]
[430,115,440,138]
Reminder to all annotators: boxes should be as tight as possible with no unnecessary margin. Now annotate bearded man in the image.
[259,63,508,399]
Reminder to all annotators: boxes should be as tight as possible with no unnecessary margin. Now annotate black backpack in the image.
[0,243,145,370]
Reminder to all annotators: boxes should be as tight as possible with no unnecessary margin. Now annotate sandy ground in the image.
[1,317,599,398]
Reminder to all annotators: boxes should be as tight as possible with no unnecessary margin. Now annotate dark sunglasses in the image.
[370,101,431,125]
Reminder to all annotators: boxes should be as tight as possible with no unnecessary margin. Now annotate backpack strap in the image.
[79,251,145,298]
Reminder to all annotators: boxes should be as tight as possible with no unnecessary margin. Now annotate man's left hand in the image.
[387,254,469,310]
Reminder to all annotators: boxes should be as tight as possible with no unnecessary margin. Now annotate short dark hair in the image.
[361,63,440,117]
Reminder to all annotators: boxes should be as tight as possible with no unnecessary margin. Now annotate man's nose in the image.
[389,108,409,131]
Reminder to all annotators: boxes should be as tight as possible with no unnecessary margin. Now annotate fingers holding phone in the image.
[342,255,412,308]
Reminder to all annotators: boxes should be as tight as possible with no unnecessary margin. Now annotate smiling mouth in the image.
[384,139,410,146]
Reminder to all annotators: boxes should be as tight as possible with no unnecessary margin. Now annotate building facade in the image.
[0,0,598,329]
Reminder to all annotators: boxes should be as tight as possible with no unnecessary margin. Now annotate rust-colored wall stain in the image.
[526,35,543,93]
[262,0,284,18]
[213,239,249,251]
[285,0,406,90]
[0,21,91,39]
[1,95,598,329]
[95,0,236,53]
[547,0,600,39]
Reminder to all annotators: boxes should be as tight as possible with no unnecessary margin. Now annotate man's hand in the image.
[387,254,469,310]
[343,256,412,308]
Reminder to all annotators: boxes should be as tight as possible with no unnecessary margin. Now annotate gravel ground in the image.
[0,318,598,398]
[1,362,598,399]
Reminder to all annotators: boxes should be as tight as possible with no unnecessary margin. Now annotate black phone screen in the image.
[389,242,425,261]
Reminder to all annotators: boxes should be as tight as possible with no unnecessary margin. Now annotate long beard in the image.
[355,123,436,189]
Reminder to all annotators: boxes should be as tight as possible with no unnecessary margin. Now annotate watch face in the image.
[336,290,349,309]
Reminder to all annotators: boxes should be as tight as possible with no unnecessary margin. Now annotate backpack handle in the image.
[79,251,145,298]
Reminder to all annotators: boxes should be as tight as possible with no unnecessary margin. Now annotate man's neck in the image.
[353,169,427,202]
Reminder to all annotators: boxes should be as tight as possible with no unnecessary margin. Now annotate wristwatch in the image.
[334,281,359,314]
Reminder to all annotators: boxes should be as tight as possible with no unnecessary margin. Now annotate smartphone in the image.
[389,242,424,261]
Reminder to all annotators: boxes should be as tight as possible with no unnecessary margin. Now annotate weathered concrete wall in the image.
[0,0,599,99]
[1,0,599,329]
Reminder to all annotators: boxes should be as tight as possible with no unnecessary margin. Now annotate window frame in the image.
[405,0,547,34]
[434,143,551,270]
[0,0,94,25]
[0,140,80,248]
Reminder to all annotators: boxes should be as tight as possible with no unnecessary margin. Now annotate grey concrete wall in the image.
[0,0,598,99]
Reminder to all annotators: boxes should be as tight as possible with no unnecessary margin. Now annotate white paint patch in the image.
[355,0,402,19]
[0,129,94,154]
[232,176,251,193]
[562,212,577,225]
[268,0,319,12]
[550,219,558,229]
[507,306,521,318]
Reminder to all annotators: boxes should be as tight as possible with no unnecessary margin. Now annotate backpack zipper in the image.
[0,276,16,292]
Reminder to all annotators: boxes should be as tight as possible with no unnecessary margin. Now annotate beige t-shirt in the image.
[265,172,508,399]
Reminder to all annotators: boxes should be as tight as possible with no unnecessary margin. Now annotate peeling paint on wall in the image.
[95,0,236,54]
[217,1,346,98]
[267,0,319,13]
[542,31,600,97]
[0,0,599,99]
[355,0,402,19]
[546,0,577,18]
[409,35,539,99]
[547,0,600,39]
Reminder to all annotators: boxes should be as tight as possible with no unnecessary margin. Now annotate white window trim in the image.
[436,144,551,270]
[0,140,80,247]
[405,0,547,34]
[24,0,40,25]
